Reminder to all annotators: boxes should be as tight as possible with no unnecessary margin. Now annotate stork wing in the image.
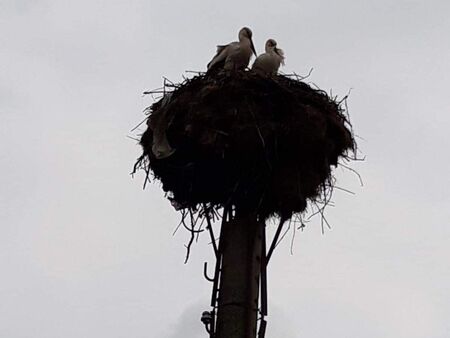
[207,44,229,70]
[216,44,228,54]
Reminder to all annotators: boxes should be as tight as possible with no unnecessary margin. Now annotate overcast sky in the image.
[1,0,450,337]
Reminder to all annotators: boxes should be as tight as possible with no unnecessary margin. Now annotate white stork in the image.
[207,27,257,73]
[251,39,285,75]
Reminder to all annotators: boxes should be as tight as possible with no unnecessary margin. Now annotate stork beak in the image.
[250,38,257,56]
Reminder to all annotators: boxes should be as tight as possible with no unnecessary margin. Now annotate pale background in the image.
[1,0,449,337]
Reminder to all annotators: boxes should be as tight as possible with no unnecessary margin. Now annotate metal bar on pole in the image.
[260,222,268,316]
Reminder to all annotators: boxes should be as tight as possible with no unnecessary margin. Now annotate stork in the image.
[251,39,285,75]
[207,27,257,73]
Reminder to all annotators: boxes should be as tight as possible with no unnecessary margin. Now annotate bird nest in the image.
[134,72,356,221]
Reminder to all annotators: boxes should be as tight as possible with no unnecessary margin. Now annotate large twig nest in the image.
[135,72,355,220]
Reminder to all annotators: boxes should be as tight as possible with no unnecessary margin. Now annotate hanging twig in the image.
[290,218,297,255]
[211,205,229,308]
[333,186,356,195]
[281,67,313,81]
[203,203,219,258]
[185,70,205,75]
[184,225,196,264]
[130,116,148,132]
[339,162,364,186]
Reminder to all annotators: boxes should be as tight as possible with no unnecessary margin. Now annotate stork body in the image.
[207,27,257,73]
[251,39,285,75]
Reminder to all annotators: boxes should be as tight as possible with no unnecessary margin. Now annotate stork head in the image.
[265,39,277,52]
[239,27,253,39]
[239,27,257,56]
[266,39,285,65]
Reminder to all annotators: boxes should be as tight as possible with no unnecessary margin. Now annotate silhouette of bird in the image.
[207,27,257,73]
[251,39,285,75]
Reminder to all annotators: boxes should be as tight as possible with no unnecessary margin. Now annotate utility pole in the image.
[215,214,262,338]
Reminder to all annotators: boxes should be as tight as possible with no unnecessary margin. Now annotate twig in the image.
[203,203,219,258]
[185,70,205,75]
[282,67,314,81]
[126,135,140,142]
[173,210,188,236]
[143,90,167,95]
[130,117,148,132]
[339,163,364,186]
[290,218,297,255]
[184,227,195,264]
[333,186,356,195]
[338,88,353,105]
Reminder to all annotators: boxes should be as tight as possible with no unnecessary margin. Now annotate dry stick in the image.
[184,224,196,264]
[143,167,151,189]
[211,208,221,222]
[130,116,148,132]
[172,220,183,236]
[203,203,219,258]
[319,206,325,234]
[320,209,331,233]
[164,83,180,88]
[354,134,367,141]
[126,135,140,142]
[339,163,364,186]
[338,88,353,105]
[163,76,175,86]
[210,205,229,308]
[143,85,164,93]
[333,186,356,195]
[290,219,297,255]
[195,217,206,242]
[183,209,207,263]
[281,67,313,81]
[185,70,205,75]
[130,155,143,177]
[173,209,189,236]
[352,155,366,162]
[309,182,334,234]
[294,215,306,231]
[342,93,354,131]
[314,199,336,207]
[143,90,166,95]
[182,220,204,233]
[312,201,331,234]
[183,210,195,263]
[151,93,163,101]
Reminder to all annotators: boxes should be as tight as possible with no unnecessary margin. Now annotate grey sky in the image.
[1,0,449,337]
